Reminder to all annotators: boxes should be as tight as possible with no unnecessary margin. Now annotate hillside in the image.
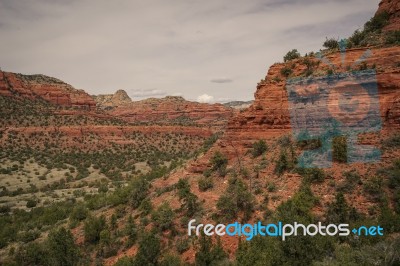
[1,0,400,265]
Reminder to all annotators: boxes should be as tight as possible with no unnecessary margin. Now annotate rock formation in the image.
[93,89,132,108]
[108,96,234,130]
[0,71,96,109]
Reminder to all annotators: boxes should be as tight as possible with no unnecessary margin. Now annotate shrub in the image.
[70,204,88,222]
[198,177,214,191]
[139,198,153,215]
[124,216,137,245]
[176,237,190,254]
[332,136,347,163]
[323,38,339,50]
[251,140,268,157]
[177,178,200,216]
[129,177,149,209]
[275,150,290,175]
[382,134,400,148]
[84,215,106,244]
[210,151,228,176]
[326,192,350,223]
[216,178,254,221]
[26,199,37,208]
[337,170,361,193]
[134,232,161,266]
[385,30,400,45]
[267,182,277,192]
[363,176,384,202]
[216,195,238,221]
[280,67,293,77]
[46,228,81,265]
[284,49,301,62]
[195,235,227,266]
[298,168,326,183]
[151,202,174,231]
[365,11,389,33]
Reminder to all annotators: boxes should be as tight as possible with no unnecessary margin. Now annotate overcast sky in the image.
[0,0,380,102]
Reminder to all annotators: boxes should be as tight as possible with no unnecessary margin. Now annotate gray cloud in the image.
[130,89,167,98]
[210,78,233,83]
[0,0,380,102]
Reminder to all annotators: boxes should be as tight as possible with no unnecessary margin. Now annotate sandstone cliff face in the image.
[378,0,400,31]
[226,46,399,149]
[0,71,96,109]
[93,89,132,108]
[108,96,234,129]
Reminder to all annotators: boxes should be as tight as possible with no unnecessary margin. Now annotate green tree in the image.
[326,192,350,223]
[210,151,228,176]
[151,202,174,231]
[251,140,268,157]
[84,215,106,244]
[130,177,150,209]
[216,178,254,221]
[134,232,161,266]
[46,227,81,266]
[195,235,227,266]
[323,38,339,49]
[284,49,301,62]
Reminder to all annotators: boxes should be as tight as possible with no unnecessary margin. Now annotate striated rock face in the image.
[93,89,132,108]
[186,46,400,172]
[378,0,400,31]
[0,71,96,109]
[108,96,234,129]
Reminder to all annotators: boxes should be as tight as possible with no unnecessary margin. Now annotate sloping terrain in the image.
[1,0,400,265]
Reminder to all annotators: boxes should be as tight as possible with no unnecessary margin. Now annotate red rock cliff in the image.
[0,71,96,109]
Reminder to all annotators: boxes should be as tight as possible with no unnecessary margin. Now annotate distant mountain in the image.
[223,100,253,110]
[93,89,132,108]
[108,95,234,129]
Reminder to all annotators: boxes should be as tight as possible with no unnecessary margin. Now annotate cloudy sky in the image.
[0,0,380,102]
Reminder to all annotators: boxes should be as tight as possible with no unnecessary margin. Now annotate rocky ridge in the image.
[0,71,96,109]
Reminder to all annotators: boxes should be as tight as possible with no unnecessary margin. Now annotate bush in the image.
[284,49,301,62]
[26,199,37,208]
[323,38,339,50]
[134,232,161,266]
[151,202,174,231]
[298,168,326,183]
[70,204,88,222]
[363,176,384,202]
[176,237,190,254]
[349,30,366,46]
[337,170,361,193]
[46,227,81,265]
[129,177,150,209]
[383,134,400,148]
[124,216,137,246]
[251,140,268,157]
[216,178,254,221]
[84,215,106,244]
[280,67,293,77]
[326,192,350,223]
[365,11,389,33]
[195,235,227,266]
[385,30,400,45]
[275,150,290,175]
[198,177,214,191]
[332,136,347,163]
[210,151,228,176]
